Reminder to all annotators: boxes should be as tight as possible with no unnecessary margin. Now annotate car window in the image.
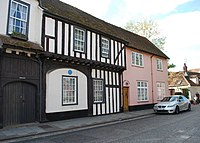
[161,97,171,102]
[170,97,178,102]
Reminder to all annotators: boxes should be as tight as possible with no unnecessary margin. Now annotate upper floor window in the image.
[93,79,104,103]
[157,59,163,71]
[157,82,165,100]
[101,37,110,58]
[137,81,148,101]
[8,0,30,37]
[62,76,78,105]
[74,27,86,52]
[132,52,144,67]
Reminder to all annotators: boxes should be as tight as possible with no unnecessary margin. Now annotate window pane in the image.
[93,79,104,103]
[63,77,77,105]
[74,28,85,52]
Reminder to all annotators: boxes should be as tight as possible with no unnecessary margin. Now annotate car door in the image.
[178,96,185,111]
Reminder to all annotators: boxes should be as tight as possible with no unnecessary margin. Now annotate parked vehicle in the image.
[153,95,191,114]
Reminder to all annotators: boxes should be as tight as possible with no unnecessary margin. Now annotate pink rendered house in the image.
[123,36,169,111]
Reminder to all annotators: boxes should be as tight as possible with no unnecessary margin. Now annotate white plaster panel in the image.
[93,104,96,115]
[97,70,100,78]
[64,24,69,55]
[101,70,104,79]
[98,104,101,115]
[113,72,116,85]
[49,39,55,53]
[92,33,96,60]
[57,21,62,54]
[106,87,109,114]
[87,31,91,60]
[109,71,112,85]
[115,42,118,66]
[116,73,119,85]
[105,71,108,85]
[96,35,100,62]
[110,88,113,113]
[102,103,105,114]
[92,69,96,78]
[45,17,55,37]
[101,58,105,63]
[70,25,74,57]
[0,0,9,34]
[122,44,125,67]
[116,88,120,112]
[46,68,88,113]
[113,88,116,112]
[118,43,122,66]
[110,40,114,65]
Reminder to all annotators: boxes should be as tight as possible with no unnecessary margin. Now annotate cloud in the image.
[159,11,200,71]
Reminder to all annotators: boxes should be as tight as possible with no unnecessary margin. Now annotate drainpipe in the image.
[150,55,154,104]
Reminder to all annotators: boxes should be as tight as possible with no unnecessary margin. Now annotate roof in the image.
[40,0,168,59]
[168,71,200,87]
[0,34,43,51]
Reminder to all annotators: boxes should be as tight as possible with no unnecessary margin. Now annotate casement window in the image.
[74,27,86,52]
[137,81,148,101]
[157,59,163,71]
[132,52,144,67]
[157,82,165,100]
[7,0,30,36]
[93,79,104,103]
[62,76,77,105]
[101,37,110,58]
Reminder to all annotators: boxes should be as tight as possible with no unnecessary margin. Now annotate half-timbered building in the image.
[0,0,168,128]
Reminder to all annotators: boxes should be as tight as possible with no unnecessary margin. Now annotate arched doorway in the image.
[3,82,36,127]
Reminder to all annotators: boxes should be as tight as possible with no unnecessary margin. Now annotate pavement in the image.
[0,109,154,142]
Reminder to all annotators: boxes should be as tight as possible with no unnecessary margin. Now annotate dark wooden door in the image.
[3,82,36,127]
[123,87,129,112]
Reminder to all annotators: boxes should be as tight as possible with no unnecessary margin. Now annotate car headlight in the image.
[167,104,176,107]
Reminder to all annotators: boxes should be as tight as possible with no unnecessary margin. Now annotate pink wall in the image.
[123,47,169,106]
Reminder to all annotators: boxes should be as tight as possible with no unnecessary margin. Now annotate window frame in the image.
[157,82,165,101]
[73,26,86,53]
[101,36,110,58]
[137,81,148,102]
[156,58,163,71]
[7,0,30,37]
[93,78,105,103]
[62,75,78,106]
[132,52,144,67]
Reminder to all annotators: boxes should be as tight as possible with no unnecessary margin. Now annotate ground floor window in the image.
[93,79,104,103]
[62,76,77,105]
[157,82,165,100]
[137,81,148,101]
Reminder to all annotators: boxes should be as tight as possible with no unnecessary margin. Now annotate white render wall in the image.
[0,0,42,44]
[46,68,88,113]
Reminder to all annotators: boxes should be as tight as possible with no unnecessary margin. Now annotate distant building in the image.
[168,63,200,100]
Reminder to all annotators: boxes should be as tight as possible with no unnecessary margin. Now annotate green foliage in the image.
[168,63,176,69]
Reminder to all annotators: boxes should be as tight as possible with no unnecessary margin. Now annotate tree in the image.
[124,19,166,50]
[125,18,175,69]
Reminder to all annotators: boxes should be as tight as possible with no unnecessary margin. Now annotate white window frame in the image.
[137,81,148,101]
[62,76,77,105]
[74,27,85,52]
[101,37,110,58]
[132,52,144,67]
[157,58,163,71]
[157,82,165,100]
[8,0,29,36]
[93,79,104,103]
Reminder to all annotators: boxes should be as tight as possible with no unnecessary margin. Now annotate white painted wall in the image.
[46,68,88,113]
[0,0,42,44]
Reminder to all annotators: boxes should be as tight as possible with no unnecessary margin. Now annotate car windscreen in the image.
[161,96,178,102]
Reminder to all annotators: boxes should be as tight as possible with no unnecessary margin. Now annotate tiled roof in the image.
[0,34,43,51]
[168,71,200,87]
[40,0,168,59]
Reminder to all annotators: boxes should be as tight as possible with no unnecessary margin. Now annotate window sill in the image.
[10,33,28,41]
[137,100,149,103]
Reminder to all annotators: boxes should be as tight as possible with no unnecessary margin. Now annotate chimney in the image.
[183,63,187,72]
[183,63,188,76]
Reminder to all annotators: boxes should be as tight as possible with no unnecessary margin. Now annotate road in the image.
[17,105,200,143]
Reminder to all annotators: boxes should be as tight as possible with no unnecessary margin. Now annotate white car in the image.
[154,95,191,114]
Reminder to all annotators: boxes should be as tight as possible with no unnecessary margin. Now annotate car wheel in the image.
[175,106,179,114]
[187,104,191,111]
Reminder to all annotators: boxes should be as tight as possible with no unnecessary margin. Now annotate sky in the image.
[60,0,200,72]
